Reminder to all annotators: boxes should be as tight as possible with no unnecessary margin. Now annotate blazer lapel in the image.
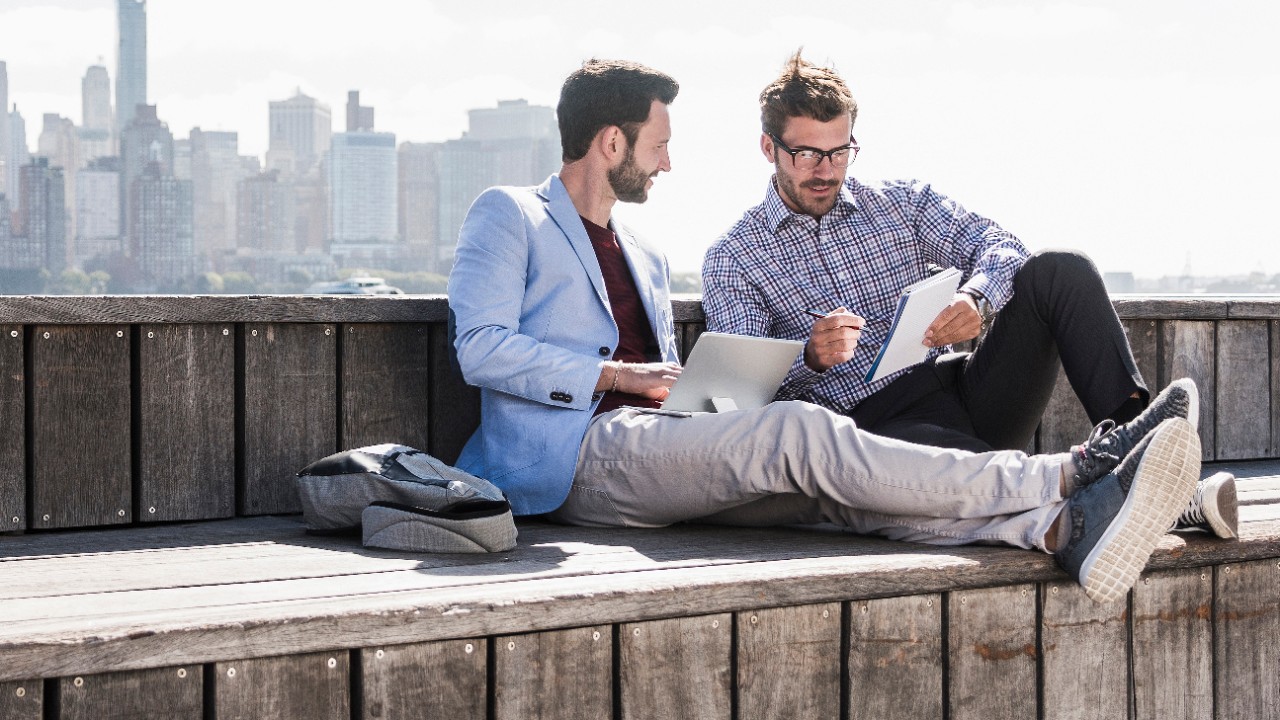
[538,176,610,310]
[613,223,664,340]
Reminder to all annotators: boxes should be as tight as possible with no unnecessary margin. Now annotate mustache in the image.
[802,179,839,190]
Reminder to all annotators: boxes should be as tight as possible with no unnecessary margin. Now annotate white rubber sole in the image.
[1078,418,1201,604]
[1197,471,1239,539]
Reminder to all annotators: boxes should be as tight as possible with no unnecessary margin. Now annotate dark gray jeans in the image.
[850,249,1147,453]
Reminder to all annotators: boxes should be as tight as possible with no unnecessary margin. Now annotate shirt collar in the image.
[761,175,859,232]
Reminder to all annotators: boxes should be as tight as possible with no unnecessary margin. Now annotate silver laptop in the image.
[661,332,805,413]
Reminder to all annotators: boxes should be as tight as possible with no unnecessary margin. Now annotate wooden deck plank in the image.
[0,326,23,532]
[59,665,202,720]
[736,603,841,720]
[241,323,337,515]
[493,627,611,720]
[1037,366,1093,454]
[947,585,1037,720]
[426,323,479,466]
[1132,568,1214,720]
[1214,560,1280,719]
[362,640,485,720]
[1215,320,1271,460]
[213,652,350,720]
[848,595,943,720]
[619,614,731,720]
[138,324,236,522]
[339,323,431,452]
[30,325,131,529]
[1160,321,1216,461]
[1040,580,1129,720]
[0,680,41,719]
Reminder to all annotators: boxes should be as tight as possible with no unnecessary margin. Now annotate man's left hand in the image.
[923,293,983,347]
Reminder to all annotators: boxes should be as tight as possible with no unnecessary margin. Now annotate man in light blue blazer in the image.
[446,59,1203,605]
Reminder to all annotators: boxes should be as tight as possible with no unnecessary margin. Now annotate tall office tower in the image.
[237,169,296,252]
[328,131,396,259]
[14,158,67,273]
[37,114,81,246]
[75,157,121,266]
[345,91,375,132]
[115,0,147,137]
[397,142,442,273]
[436,99,560,271]
[118,104,173,249]
[131,162,193,285]
[268,90,331,176]
[0,61,8,197]
[81,64,113,160]
[6,105,27,215]
[189,128,247,262]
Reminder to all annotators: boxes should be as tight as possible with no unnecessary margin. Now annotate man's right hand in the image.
[804,307,864,372]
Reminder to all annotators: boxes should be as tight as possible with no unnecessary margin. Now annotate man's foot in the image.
[1069,378,1199,490]
[1054,417,1200,604]
[1173,472,1239,539]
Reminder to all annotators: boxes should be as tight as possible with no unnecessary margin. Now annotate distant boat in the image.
[306,276,405,295]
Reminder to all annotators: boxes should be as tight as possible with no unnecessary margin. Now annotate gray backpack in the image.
[295,443,517,553]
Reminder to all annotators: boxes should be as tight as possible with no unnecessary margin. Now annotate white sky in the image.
[3,0,1278,277]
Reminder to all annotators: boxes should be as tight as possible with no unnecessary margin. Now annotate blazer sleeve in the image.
[448,187,606,411]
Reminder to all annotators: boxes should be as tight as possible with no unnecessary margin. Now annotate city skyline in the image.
[1,0,1278,279]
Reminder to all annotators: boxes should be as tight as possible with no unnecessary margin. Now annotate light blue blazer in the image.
[448,175,680,515]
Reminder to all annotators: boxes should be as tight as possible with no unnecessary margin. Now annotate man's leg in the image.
[550,402,1066,549]
[962,249,1148,450]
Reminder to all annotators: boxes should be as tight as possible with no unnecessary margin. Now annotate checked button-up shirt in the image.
[701,175,1030,412]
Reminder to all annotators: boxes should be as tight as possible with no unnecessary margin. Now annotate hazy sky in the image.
[3,0,1278,277]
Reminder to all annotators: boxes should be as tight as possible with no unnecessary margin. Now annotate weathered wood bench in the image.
[1,295,1278,719]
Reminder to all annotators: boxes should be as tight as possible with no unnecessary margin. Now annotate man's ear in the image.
[760,133,775,163]
[597,125,625,163]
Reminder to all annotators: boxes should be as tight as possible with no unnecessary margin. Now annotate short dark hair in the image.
[759,50,856,138]
[557,59,679,162]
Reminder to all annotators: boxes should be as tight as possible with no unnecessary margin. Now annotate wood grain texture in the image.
[947,584,1037,720]
[1216,321,1270,460]
[0,680,41,718]
[241,323,337,515]
[1123,318,1159,398]
[736,603,841,720]
[138,324,235,522]
[1132,568,1213,720]
[339,323,431,451]
[493,626,611,720]
[848,594,943,720]
[1272,321,1280,467]
[679,321,706,364]
[1214,560,1280,720]
[0,327,23,531]
[59,665,202,720]
[30,325,131,529]
[0,295,451,324]
[214,651,349,720]
[619,614,731,720]
[1040,580,1129,720]
[1160,321,1216,461]
[426,323,479,465]
[362,640,485,720]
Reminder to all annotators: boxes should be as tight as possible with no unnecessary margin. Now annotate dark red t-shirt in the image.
[581,216,661,415]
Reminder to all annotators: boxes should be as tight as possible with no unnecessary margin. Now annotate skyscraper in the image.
[115,0,147,138]
[329,131,397,258]
[6,106,29,227]
[190,128,247,263]
[346,91,375,133]
[37,113,80,244]
[267,90,331,176]
[131,162,193,286]
[14,158,67,273]
[119,104,173,257]
[237,169,295,253]
[0,61,9,198]
[75,157,121,267]
[81,64,113,161]
[397,142,442,273]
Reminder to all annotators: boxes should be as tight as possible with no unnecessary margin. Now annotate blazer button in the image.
[598,346,611,356]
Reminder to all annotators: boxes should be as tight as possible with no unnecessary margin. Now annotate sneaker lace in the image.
[1077,420,1122,470]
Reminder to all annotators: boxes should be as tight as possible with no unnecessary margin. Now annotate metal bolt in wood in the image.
[42,332,49,339]
[148,507,156,514]
[222,328,229,335]
[251,329,258,336]
[711,620,720,629]
[73,677,83,687]
[117,509,125,517]
[147,331,154,339]
[750,615,758,625]
[822,609,830,618]
[375,649,385,659]
[592,631,600,641]
[8,330,16,337]
[227,668,236,677]
[633,628,641,636]
[42,514,49,522]
[508,641,516,650]
[15,687,25,697]
[177,668,187,678]
[327,657,336,669]
[116,330,123,337]
[464,643,474,653]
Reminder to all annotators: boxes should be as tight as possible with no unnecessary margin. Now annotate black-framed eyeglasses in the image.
[769,133,860,170]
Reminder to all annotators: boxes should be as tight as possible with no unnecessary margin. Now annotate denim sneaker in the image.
[1054,417,1200,604]
[1069,378,1199,490]
[1173,472,1238,539]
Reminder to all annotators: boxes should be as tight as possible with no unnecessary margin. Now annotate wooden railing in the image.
[0,294,1276,531]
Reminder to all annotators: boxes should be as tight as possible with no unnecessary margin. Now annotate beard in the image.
[608,146,653,203]
[775,166,840,218]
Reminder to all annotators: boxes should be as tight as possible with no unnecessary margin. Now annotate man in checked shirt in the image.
[701,51,1238,539]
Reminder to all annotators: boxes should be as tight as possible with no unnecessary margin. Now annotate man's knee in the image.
[1015,248,1105,294]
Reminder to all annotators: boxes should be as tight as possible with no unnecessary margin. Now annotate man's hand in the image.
[804,307,865,372]
[924,293,983,347]
[612,361,683,400]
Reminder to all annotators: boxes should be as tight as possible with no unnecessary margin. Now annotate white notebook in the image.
[863,268,963,383]
[661,332,804,413]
